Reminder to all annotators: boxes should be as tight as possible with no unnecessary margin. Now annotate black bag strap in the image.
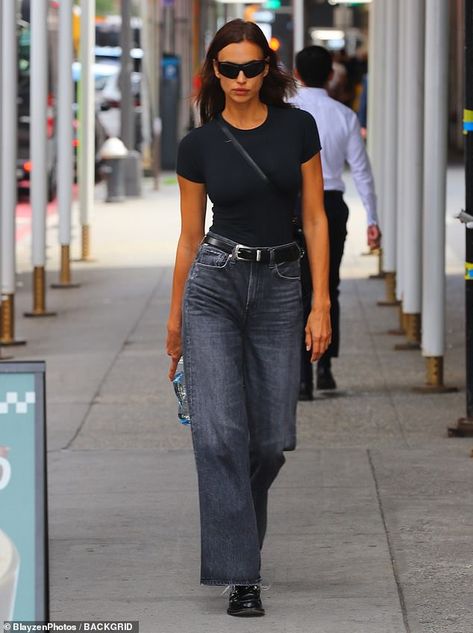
[217,119,303,243]
[217,119,274,189]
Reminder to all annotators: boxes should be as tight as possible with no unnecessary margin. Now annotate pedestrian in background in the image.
[292,45,381,397]
[166,20,330,617]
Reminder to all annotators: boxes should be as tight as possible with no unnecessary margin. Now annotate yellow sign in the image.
[72,6,81,56]
[466,262,473,281]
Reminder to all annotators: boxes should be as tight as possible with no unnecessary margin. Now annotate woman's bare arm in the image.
[166,175,207,379]
[300,152,331,361]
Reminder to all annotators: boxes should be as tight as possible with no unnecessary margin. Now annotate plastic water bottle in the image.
[172,359,191,425]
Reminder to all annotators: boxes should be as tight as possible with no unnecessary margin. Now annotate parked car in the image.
[94,47,145,149]
[98,66,143,145]
[71,63,110,182]
[73,57,143,150]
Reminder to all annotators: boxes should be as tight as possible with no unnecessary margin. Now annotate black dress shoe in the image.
[227,585,265,617]
[316,366,337,390]
[299,382,314,401]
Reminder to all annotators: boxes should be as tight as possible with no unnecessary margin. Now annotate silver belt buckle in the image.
[233,244,245,260]
[233,244,262,262]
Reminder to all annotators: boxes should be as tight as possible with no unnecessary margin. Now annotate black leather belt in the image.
[203,235,301,264]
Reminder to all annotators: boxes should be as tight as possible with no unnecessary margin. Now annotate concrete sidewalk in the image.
[6,172,473,633]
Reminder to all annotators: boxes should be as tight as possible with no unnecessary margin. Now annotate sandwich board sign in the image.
[0,361,48,621]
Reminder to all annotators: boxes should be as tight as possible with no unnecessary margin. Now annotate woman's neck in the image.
[221,99,268,130]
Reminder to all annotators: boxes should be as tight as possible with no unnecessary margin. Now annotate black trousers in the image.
[299,191,349,389]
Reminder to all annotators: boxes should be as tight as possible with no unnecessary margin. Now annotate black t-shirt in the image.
[176,105,321,247]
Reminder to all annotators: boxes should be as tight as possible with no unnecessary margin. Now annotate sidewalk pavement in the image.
[6,169,473,633]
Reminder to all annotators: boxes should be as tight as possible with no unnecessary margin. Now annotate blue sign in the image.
[161,55,180,81]
[0,362,48,621]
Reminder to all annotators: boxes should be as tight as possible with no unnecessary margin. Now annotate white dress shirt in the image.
[291,87,379,226]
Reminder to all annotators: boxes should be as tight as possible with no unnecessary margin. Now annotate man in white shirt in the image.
[291,45,381,396]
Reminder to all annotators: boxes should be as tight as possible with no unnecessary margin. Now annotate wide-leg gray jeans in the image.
[182,232,302,586]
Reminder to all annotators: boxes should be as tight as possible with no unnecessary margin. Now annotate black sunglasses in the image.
[216,59,267,79]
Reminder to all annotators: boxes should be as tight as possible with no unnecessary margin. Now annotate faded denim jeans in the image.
[182,231,303,586]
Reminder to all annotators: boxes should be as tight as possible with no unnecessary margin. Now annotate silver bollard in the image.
[99,137,128,203]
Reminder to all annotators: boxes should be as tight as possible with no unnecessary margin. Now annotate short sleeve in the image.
[176,130,205,183]
[299,110,322,163]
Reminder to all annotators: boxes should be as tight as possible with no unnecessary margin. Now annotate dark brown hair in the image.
[197,19,295,124]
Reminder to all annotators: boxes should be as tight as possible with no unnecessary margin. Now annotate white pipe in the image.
[293,0,304,56]
[395,0,408,302]
[139,0,152,153]
[422,0,449,357]
[366,0,377,162]
[382,0,399,273]
[30,0,48,268]
[1,0,17,294]
[58,0,74,247]
[175,0,192,141]
[368,0,387,230]
[403,0,425,315]
[0,0,2,299]
[79,0,95,228]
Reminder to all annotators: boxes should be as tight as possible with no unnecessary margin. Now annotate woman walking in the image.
[166,19,331,617]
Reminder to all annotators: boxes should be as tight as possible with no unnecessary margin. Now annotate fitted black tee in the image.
[176,105,321,247]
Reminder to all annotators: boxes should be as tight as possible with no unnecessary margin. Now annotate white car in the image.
[97,66,142,145]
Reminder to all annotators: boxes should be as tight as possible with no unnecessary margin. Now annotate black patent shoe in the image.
[227,585,265,617]
[316,366,337,390]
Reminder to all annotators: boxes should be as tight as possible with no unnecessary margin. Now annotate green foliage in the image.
[96,0,119,16]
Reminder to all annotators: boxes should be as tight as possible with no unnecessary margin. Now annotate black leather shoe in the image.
[227,585,265,617]
[316,366,337,390]
[299,382,314,401]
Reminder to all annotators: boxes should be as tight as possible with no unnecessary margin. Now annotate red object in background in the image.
[47,93,55,138]
[15,185,77,243]
[16,198,57,243]
[192,74,202,93]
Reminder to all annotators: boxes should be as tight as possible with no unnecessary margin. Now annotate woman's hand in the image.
[305,304,332,362]
[166,322,182,381]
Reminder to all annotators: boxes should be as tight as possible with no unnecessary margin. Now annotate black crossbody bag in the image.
[217,120,304,242]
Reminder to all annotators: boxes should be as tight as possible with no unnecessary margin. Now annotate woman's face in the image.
[213,40,269,104]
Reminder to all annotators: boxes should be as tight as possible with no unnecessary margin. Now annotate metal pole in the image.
[52,0,80,289]
[293,0,304,56]
[175,0,192,140]
[139,0,153,171]
[163,0,175,54]
[377,0,399,307]
[366,0,376,165]
[419,0,453,390]
[25,0,56,318]
[465,0,473,418]
[394,0,407,322]
[367,0,386,282]
[0,0,3,357]
[0,0,26,345]
[145,0,158,127]
[449,0,473,434]
[396,0,425,351]
[78,0,95,262]
[120,0,134,151]
[151,0,162,190]
[120,0,142,199]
